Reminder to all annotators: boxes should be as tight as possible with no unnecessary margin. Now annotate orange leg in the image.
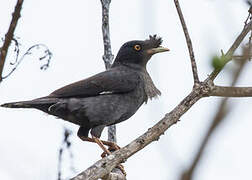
[91,135,112,156]
[80,136,126,176]
[79,136,121,150]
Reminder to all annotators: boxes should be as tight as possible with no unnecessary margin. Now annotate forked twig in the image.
[174,0,200,85]
[181,52,247,180]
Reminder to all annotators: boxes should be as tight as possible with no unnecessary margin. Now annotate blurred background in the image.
[1,0,252,179]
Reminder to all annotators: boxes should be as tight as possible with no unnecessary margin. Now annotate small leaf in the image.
[212,55,225,70]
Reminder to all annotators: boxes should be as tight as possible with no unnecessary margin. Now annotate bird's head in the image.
[113,35,169,68]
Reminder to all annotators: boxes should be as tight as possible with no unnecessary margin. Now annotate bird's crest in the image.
[145,35,163,48]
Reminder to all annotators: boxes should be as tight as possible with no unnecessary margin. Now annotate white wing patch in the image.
[99,91,113,95]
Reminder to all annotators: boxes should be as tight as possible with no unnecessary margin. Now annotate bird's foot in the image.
[116,164,127,176]
[79,136,126,176]
[92,135,112,156]
[101,142,121,158]
[91,136,126,176]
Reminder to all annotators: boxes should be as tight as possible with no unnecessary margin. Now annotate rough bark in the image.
[0,0,24,82]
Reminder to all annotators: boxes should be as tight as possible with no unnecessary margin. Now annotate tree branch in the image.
[209,19,252,81]
[99,0,123,179]
[209,86,252,97]
[180,47,248,180]
[100,0,118,151]
[100,0,114,70]
[210,44,251,98]
[0,0,24,82]
[174,0,200,85]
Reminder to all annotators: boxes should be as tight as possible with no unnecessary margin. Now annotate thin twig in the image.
[0,0,24,82]
[181,48,248,180]
[209,19,252,80]
[100,0,124,179]
[233,55,252,59]
[100,0,117,145]
[174,0,200,85]
[100,0,114,70]
[100,0,117,147]
[2,44,52,79]
[209,86,252,97]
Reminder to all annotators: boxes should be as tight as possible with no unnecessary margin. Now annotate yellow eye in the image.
[134,44,141,51]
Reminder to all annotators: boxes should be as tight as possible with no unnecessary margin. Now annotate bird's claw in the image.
[99,144,126,176]
[117,164,127,176]
[100,143,120,157]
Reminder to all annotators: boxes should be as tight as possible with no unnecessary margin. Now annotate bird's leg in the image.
[79,136,120,158]
[91,135,111,156]
[78,127,125,175]
[79,136,121,150]
[108,142,121,150]
[91,135,126,176]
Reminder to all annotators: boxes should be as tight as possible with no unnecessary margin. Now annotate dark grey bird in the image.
[1,35,169,154]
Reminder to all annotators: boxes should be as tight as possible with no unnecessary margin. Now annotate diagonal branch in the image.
[0,0,24,82]
[174,0,200,85]
[181,49,247,180]
[209,20,252,81]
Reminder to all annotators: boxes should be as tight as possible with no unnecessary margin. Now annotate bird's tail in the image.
[1,97,58,109]
[1,100,39,108]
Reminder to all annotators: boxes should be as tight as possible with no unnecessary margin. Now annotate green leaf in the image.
[212,55,226,70]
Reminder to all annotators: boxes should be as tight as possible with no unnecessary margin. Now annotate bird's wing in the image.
[49,68,140,98]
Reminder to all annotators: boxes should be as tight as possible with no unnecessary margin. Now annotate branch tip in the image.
[174,0,200,84]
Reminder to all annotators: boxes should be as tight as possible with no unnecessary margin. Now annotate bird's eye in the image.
[134,44,141,51]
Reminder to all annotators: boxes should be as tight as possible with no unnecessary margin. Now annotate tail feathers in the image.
[1,101,34,108]
[1,97,59,109]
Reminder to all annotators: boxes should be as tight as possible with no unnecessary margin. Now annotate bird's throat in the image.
[142,69,161,103]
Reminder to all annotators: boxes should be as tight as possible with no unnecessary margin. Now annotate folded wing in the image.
[50,67,140,98]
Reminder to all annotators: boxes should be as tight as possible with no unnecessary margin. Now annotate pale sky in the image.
[1,0,252,180]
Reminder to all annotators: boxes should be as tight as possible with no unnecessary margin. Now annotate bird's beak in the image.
[147,46,170,55]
